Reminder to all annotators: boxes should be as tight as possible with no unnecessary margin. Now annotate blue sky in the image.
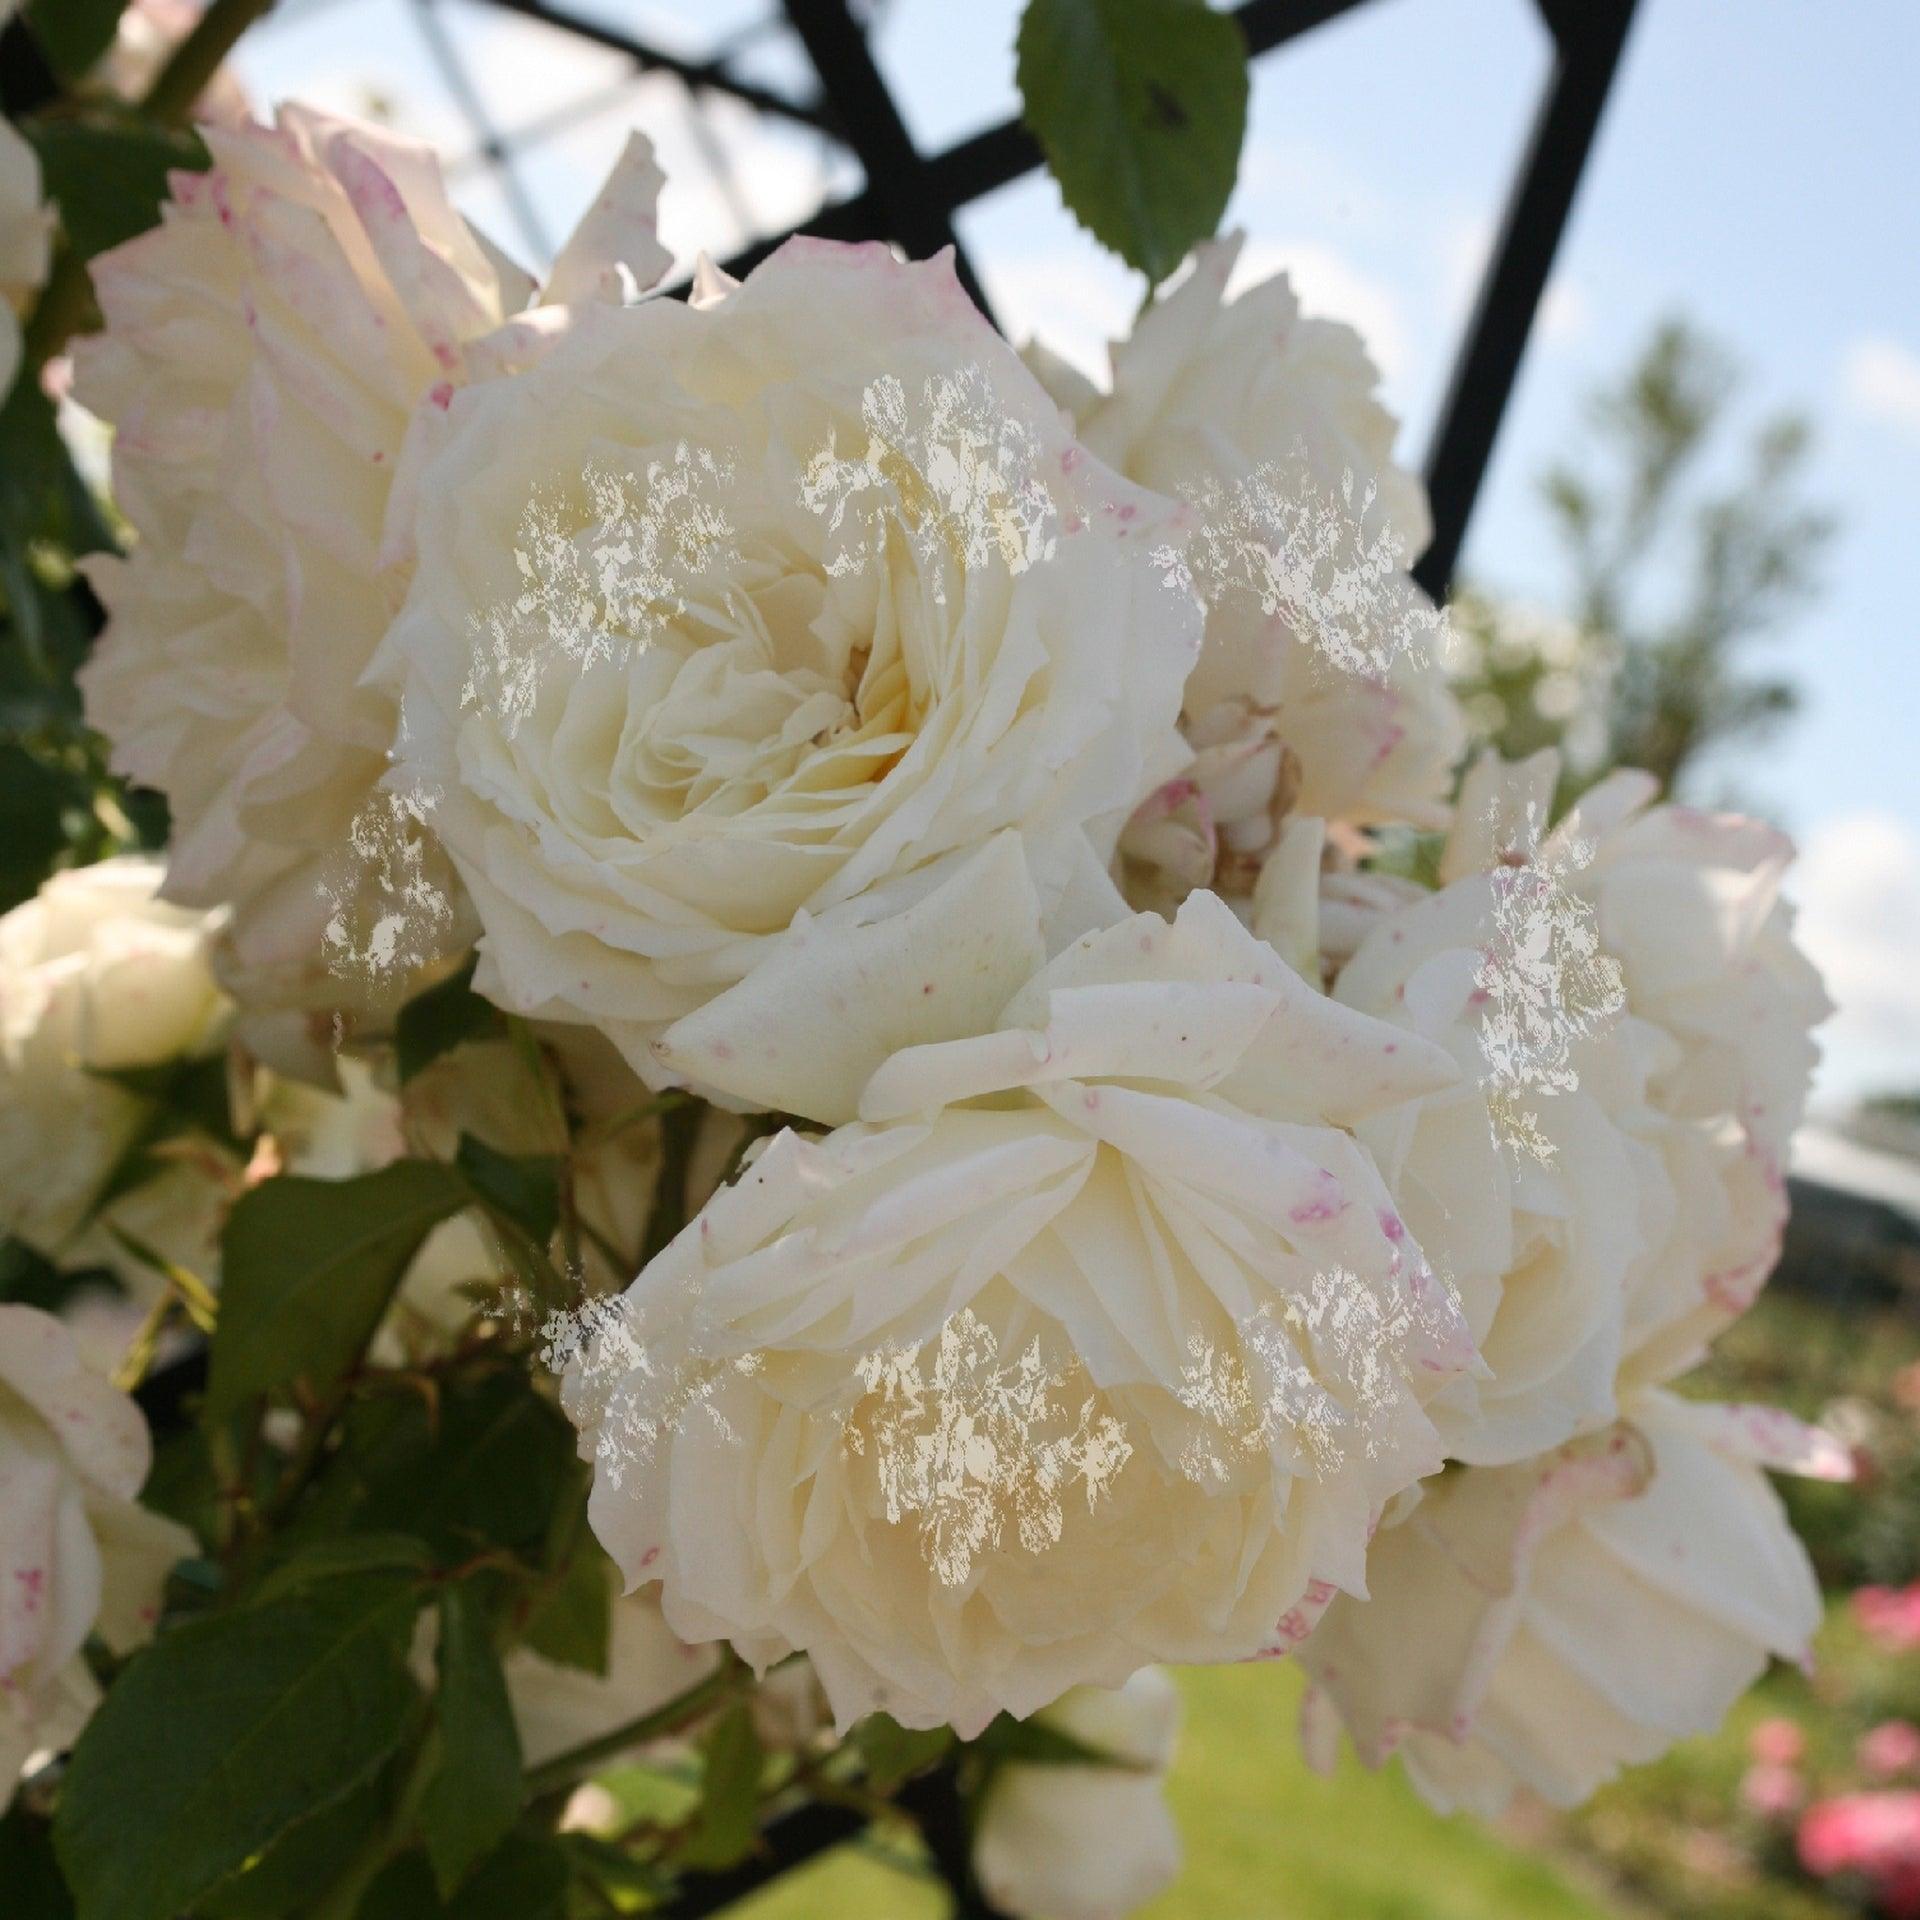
[229,0,1920,1107]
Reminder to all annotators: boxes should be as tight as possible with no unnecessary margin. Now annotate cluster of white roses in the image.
[0,96,1843,1913]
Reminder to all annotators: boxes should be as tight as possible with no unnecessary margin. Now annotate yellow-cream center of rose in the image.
[475,457,1023,856]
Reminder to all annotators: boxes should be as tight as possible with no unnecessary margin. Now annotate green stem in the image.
[636,1097,704,1272]
[142,0,278,123]
[523,1652,743,1798]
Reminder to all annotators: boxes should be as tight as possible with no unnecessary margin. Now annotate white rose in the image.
[0,109,52,397]
[0,859,233,1287]
[1319,863,1645,1465]
[1032,233,1463,875]
[1298,1390,1844,1815]
[73,108,669,1034]
[503,1587,718,1772]
[1273,753,1829,1463]
[374,238,1196,1091]
[1446,751,1830,1384]
[563,845,1471,1734]
[974,1667,1183,1920]
[0,1304,196,1803]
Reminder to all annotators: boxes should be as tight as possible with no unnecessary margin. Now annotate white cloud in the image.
[1842,336,1920,438]
[1792,809,1920,1107]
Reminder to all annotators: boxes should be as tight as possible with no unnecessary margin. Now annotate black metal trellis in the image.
[454,0,1642,599]
[1,0,1645,590]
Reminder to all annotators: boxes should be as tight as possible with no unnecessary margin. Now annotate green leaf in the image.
[395,957,507,1083]
[1016,0,1248,284]
[447,1834,571,1920]
[354,1853,444,1920]
[54,1576,425,1920]
[89,1052,238,1151]
[420,1586,524,1898]
[0,745,72,912]
[250,1533,436,1605]
[0,1801,73,1919]
[344,1368,583,1563]
[0,378,112,677]
[21,0,128,82]
[856,1712,954,1793]
[25,111,209,261]
[207,1161,473,1421]
[356,1836,572,1920]
[520,1536,612,1677]
[0,1235,115,1314]
[680,1700,764,1871]
[455,1134,560,1248]
[559,1833,672,1906]
[200,1773,393,1920]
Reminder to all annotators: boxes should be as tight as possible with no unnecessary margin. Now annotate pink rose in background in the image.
[1855,1584,1920,1653]
[1742,1763,1807,1821]
[1862,1724,1920,1782]
[1799,1792,1920,1917]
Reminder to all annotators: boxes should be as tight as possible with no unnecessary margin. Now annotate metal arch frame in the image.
[470,0,1642,599]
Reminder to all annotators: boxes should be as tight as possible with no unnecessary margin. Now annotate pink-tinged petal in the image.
[1690,1401,1856,1481]
[543,132,672,307]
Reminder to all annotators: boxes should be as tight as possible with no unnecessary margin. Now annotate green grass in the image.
[733,1663,1618,1920]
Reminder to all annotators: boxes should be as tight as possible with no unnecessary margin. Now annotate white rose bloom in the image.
[374,238,1196,1091]
[73,108,669,1036]
[974,1667,1183,1920]
[1322,866,1645,1465]
[1275,753,1829,1463]
[503,1587,718,1771]
[563,844,1473,1735]
[0,109,52,397]
[1446,751,1830,1385]
[0,1305,195,1803]
[1298,1390,1845,1815]
[0,859,233,1289]
[1031,233,1463,885]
